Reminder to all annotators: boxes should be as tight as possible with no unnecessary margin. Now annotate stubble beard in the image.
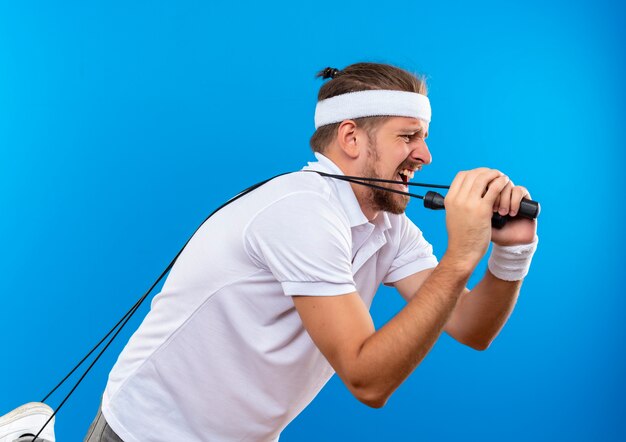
[363,140,410,215]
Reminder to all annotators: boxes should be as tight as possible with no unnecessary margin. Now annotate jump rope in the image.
[29,170,540,441]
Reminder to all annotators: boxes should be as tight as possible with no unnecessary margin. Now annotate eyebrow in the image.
[399,127,429,138]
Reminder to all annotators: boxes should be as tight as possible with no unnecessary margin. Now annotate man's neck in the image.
[318,151,379,223]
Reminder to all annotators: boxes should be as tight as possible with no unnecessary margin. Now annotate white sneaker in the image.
[0,402,55,442]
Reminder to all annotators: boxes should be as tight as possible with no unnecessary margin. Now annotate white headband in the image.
[314,89,431,129]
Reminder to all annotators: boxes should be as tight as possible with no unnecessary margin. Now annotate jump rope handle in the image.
[423,191,541,229]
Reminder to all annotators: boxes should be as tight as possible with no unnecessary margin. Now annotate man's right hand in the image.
[443,168,510,274]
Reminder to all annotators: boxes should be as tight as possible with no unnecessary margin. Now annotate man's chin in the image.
[381,198,410,215]
[371,189,410,215]
[384,206,408,215]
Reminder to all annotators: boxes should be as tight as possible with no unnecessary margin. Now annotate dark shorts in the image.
[83,406,123,442]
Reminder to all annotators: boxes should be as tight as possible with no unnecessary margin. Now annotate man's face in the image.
[360,117,432,215]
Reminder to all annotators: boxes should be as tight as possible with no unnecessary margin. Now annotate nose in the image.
[411,139,432,166]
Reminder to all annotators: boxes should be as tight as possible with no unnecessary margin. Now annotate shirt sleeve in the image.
[244,191,357,297]
[383,215,439,284]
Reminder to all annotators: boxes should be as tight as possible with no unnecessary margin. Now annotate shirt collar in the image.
[302,152,391,232]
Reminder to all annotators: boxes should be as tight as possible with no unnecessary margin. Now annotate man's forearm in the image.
[352,254,471,406]
[446,269,523,350]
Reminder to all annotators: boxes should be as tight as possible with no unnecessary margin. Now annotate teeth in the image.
[399,169,415,180]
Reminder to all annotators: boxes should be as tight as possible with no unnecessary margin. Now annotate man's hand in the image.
[443,168,510,273]
[490,179,537,246]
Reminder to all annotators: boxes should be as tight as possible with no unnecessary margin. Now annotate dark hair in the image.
[309,62,428,154]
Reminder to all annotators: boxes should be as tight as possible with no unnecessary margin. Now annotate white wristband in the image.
[488,235,539,281]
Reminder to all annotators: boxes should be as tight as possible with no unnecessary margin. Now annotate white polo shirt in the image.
[102,153,438,442]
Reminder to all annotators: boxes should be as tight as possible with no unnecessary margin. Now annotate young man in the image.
[83,62,538,441]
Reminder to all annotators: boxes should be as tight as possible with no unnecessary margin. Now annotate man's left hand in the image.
[490,179,537,246]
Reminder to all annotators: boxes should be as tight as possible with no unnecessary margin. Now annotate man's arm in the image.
[293,169,512,408]
[394,176,537,350]
[393,268,522,350]
[292,254,471,409]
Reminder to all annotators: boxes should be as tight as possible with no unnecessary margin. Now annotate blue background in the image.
[1,1,624,440]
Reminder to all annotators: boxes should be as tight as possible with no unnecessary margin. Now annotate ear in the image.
[336,120,362,159]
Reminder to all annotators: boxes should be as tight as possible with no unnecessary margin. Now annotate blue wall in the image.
[1,1,624,440]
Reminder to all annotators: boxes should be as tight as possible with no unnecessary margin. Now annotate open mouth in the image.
[397,169,415,189]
